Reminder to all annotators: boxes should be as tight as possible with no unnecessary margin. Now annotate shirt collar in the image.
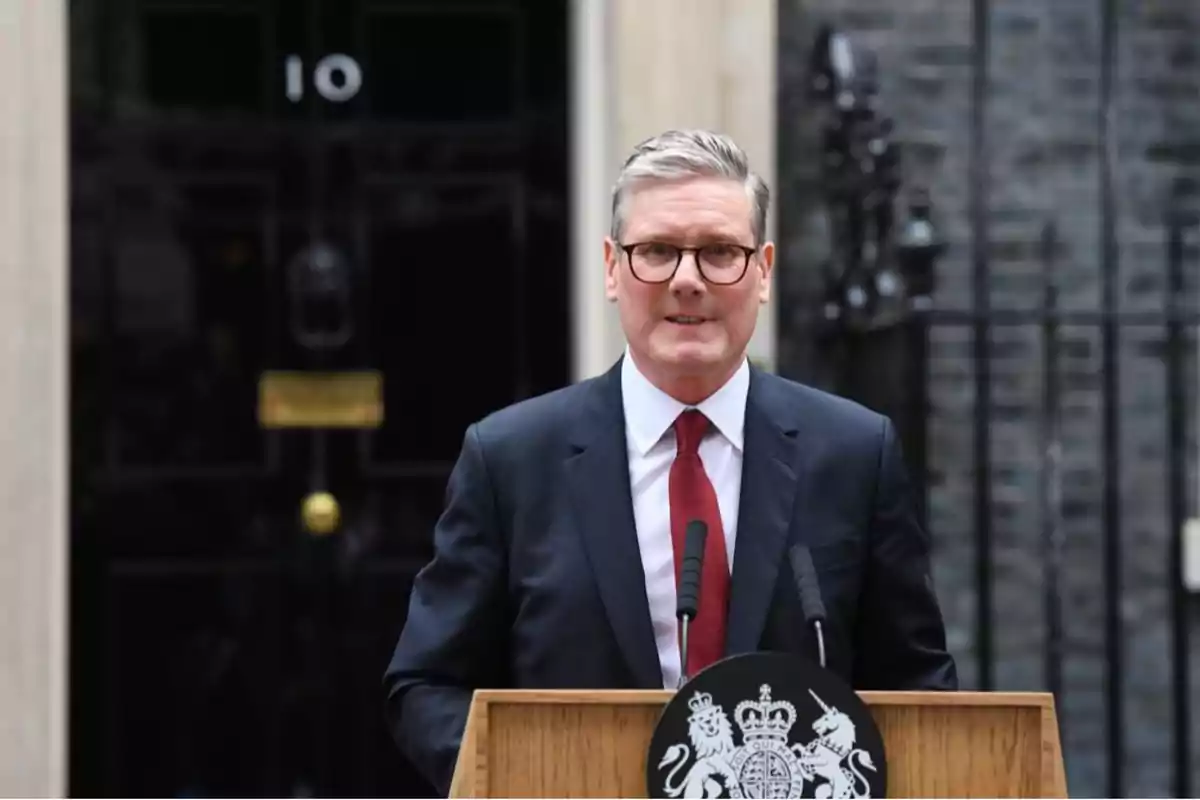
[621,348,749,456]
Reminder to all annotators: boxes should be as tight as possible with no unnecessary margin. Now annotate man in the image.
[383,129,957,795]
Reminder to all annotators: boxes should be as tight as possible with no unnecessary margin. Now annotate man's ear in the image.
[757,241,775,304]
[604,238,619,301]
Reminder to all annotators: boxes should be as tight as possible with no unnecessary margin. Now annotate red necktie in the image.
[669,409,730,677]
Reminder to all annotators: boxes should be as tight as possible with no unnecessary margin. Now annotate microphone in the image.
[789,544,828,669]
[676,520,708,688]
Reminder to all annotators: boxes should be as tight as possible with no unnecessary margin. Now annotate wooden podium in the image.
[449,690,1067,798]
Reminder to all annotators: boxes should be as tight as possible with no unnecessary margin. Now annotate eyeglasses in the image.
[620,242,757,285]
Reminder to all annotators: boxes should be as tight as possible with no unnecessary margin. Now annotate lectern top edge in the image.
[470,688,1055,709]
[472,689,674,705]
[858,690,1054,708]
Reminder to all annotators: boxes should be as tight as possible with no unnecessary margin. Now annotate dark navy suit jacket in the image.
[383,360,957,794]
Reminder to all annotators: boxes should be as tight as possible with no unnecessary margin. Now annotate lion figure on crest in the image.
[793,690,877,799]
[658,692,739,798]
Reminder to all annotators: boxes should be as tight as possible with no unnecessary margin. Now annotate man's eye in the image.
[633,243,677,261]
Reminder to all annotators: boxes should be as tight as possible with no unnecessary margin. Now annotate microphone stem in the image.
[678,616,691,689]
[814,620,826,669]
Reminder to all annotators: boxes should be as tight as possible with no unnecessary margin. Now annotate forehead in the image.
[622,177,753,241]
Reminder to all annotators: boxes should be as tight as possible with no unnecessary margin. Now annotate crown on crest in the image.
[735,684,797,742]
[687,691,717,716]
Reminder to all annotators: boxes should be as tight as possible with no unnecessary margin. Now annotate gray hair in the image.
[609,129,770,244]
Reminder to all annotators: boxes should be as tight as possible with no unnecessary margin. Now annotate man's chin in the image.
[653,343,724,372]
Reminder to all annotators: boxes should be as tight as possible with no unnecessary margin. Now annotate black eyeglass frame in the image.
[619,242,760,285]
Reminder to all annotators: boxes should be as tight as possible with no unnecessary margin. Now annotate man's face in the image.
[604,176,774,394]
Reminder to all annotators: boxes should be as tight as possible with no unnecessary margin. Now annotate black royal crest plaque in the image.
[647,652,887,799]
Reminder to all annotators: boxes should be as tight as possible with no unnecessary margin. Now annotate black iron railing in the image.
[807,5,1197,796]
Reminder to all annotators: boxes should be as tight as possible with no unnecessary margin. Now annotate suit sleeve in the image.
[852,417,959,690]
[382,423,510,795]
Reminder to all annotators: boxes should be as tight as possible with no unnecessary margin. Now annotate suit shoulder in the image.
[470,378,594,444]
[756,371,889,439]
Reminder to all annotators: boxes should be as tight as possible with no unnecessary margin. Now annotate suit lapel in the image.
[725,369,800,655]
[564,363,662,688]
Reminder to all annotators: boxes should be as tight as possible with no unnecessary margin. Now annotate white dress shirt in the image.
[621,351,749,688]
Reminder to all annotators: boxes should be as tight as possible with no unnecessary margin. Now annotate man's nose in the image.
[670,251,706,293]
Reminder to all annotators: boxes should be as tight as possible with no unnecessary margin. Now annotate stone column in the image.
[0,0,68,795]
[572,0,778,381]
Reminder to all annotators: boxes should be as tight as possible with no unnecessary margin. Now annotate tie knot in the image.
[673,409,711,456]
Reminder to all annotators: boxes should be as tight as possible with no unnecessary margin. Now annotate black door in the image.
[69,1,569,795]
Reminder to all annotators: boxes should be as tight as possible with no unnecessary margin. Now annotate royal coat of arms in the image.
[655,683,879,799]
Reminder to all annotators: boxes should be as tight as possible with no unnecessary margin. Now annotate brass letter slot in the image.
[258,370,383,428]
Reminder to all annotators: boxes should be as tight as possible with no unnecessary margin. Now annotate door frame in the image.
[0,1,68,796]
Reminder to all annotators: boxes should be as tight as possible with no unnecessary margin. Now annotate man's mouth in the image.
[665,315,708,325]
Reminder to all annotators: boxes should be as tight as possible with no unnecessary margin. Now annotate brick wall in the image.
[776,1,1200,796]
